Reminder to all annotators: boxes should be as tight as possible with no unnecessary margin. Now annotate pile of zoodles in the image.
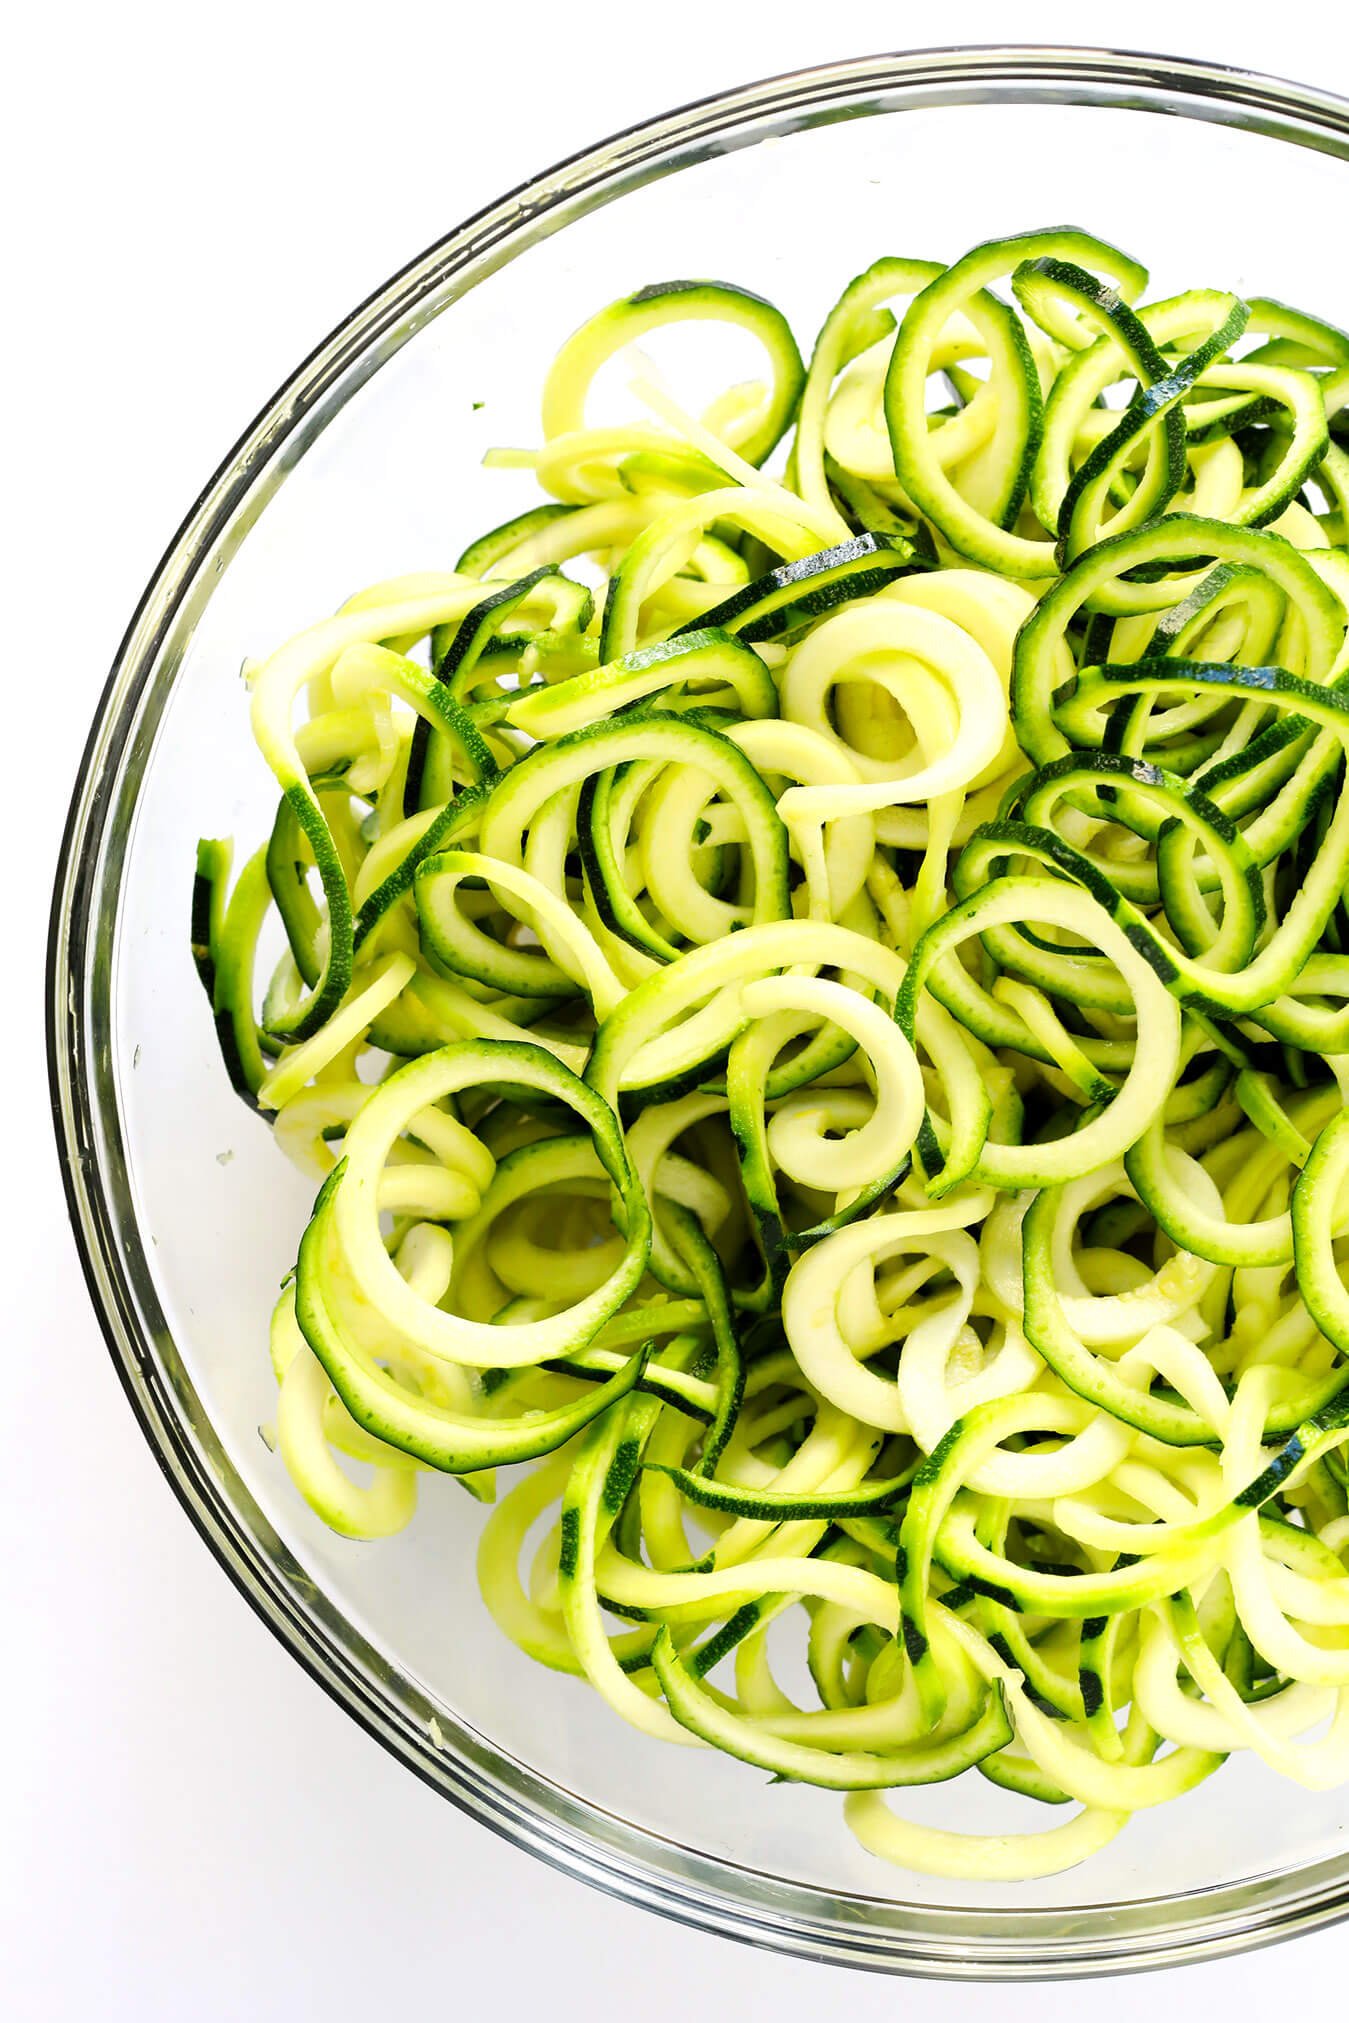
[194,227,1349,1880]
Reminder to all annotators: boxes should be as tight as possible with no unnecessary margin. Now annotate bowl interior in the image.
[74,69,1349,1970]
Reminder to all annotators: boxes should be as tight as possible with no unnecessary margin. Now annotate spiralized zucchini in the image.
[194,237,1349,1882]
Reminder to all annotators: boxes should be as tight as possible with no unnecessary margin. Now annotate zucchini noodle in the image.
[193,238,1349,1884]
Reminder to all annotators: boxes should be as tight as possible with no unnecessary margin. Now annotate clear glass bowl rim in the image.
[47,43,1349,1979]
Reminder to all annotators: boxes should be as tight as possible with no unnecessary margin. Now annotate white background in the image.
[7,2,1348,2015]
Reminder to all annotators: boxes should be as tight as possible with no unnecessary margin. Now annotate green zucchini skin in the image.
[654,1627,1014,1789]
[296,1164,653,1472]
[542,278,805,469]
[674,531,933,644]
[456,503,575,577]
[645,1461,917,1520]
[885,228,1148,575]
[192,838,272,1110]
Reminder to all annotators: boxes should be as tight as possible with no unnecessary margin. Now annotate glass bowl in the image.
[49,45,1349,1978]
